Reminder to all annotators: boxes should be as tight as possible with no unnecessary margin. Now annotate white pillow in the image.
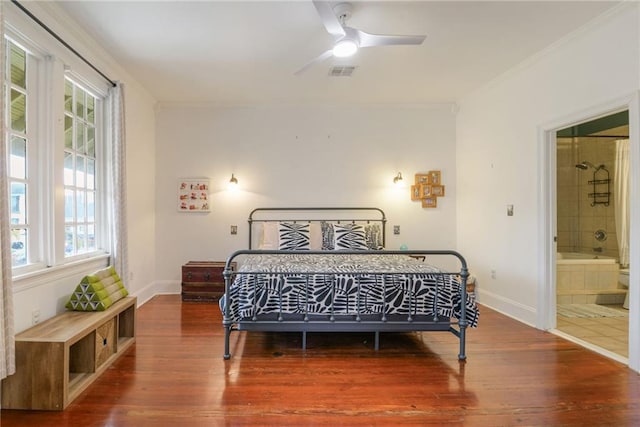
[259,222,279,249]
[309,222,322,250]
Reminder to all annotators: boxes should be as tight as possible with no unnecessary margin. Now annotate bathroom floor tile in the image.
[555,302,628,359]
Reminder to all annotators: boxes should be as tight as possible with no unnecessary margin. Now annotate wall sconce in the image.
[393,172,403,185]
[228,173,238,189]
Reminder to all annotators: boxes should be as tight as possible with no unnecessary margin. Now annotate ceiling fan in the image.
[295,1,426,75]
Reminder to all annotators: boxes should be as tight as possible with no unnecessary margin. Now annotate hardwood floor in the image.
[2,295,640,426]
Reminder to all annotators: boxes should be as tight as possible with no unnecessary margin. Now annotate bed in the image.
[221,207,478,361]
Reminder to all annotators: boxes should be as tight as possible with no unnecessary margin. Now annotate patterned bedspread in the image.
[223,254,478,327]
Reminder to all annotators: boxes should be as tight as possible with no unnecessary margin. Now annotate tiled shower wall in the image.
[557,136,620,259]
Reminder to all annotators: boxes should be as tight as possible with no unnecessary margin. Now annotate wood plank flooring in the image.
[2,294,640,426]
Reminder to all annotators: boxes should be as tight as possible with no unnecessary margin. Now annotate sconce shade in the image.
[228,174,238,189]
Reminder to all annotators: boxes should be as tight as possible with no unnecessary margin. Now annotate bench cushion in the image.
[66,266,129,311]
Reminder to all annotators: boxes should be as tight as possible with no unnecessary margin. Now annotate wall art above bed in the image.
[411,171,445,209]
[177,178,210,212]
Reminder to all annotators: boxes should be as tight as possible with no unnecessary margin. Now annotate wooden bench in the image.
[1,296,136,410]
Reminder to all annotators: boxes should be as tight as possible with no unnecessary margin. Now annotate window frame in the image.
[3,20,111,285]
[4,34,47,275]
[61,75,104,262]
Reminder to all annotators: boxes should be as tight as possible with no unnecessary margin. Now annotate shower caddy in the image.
[588,166,610,206]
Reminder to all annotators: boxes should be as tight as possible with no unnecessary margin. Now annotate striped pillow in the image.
[321,221,335,250]
[333,223,368,250]
[364,224,384,250]
[278,222,310,250]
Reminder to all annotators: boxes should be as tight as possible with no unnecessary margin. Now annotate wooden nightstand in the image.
[181,261,235,302]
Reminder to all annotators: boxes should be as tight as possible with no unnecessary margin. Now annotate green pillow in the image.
[66,266,129,311]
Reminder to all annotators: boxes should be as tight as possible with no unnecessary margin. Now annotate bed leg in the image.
[302,331,307,350]
[458,324,467,361]
[374,331,380,350]
[224,325,231,360]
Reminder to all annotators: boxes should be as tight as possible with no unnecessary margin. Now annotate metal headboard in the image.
[248,207,387,249]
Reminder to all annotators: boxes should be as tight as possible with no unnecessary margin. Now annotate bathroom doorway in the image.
[555,110,630,358]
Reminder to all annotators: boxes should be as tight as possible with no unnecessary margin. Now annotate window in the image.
[64,79,98,257]
[3,33,107,277]
[4,40,30,267]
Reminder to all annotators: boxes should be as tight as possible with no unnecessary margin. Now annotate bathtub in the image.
[556,252,623,305]
[557,252,617,265]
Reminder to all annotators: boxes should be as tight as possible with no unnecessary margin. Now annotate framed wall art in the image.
[431,185,445,197]
[177,178,210,212]
[411,171,444,209]
[411,185,422,201]
[422,197,437,208]
[420,184,432,198]
[429,170,441,185]
[415,173,430,185]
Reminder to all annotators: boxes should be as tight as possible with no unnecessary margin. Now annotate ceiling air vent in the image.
[328,66,356,77]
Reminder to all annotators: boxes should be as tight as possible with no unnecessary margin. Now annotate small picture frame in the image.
[415,173,430,185]
[410,185,422,201]
[420,184,432,198]
[178,178,210,212]
[429,170,441,185]
[422,197,438,208]
[431,185,445,197]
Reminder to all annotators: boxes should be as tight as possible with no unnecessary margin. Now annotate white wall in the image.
[8,2,158,331]
[456,4,640,325]
[154,104,459,290]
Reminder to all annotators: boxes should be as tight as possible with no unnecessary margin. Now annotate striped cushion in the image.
[364,224,383,250]
[278,222,310,250]
[321,221,335,250]
[333,223,368,250]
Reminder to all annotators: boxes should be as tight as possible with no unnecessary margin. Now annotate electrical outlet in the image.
[491,270,496,279]
[507,205,514,216]
[230,225,238,235]
[32,309,40,325]
[393,225,400,235]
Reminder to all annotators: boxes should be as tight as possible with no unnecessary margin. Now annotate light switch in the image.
[230,225,238,235]
[507,205,514,216]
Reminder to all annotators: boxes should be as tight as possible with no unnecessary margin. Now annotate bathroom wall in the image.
[557,133,623,259]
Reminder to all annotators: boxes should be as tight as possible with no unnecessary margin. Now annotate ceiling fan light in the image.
[332,39,358,57]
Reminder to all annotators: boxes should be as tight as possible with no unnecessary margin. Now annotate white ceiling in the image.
[56,1,620,106]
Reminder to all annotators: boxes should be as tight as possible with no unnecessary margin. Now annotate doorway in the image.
[555,111,629,359]
[540,95,639,372]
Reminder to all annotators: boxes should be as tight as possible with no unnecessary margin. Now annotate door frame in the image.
[538,92,640,372]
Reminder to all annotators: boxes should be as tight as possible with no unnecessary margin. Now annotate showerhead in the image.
[575,161,604,170]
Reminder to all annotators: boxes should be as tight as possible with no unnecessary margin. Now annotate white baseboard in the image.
[476,289,537,328]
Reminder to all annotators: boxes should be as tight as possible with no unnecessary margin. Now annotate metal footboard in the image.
[222,249,470,361]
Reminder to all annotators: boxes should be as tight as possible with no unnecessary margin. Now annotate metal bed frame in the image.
[222,207,470,361]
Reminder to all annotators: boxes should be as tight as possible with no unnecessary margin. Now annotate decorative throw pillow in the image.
[321,221,335,250]
[364,224,384,250]
[259,222,279,249]
[333,223,368,250]
[66,266,129,311]
[309,222,323,250]
[278,222,310,250]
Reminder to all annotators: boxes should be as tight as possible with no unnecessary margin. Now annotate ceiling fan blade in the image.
[312,0,346,38]
[357,29,426,48]
[294,49,333,75]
